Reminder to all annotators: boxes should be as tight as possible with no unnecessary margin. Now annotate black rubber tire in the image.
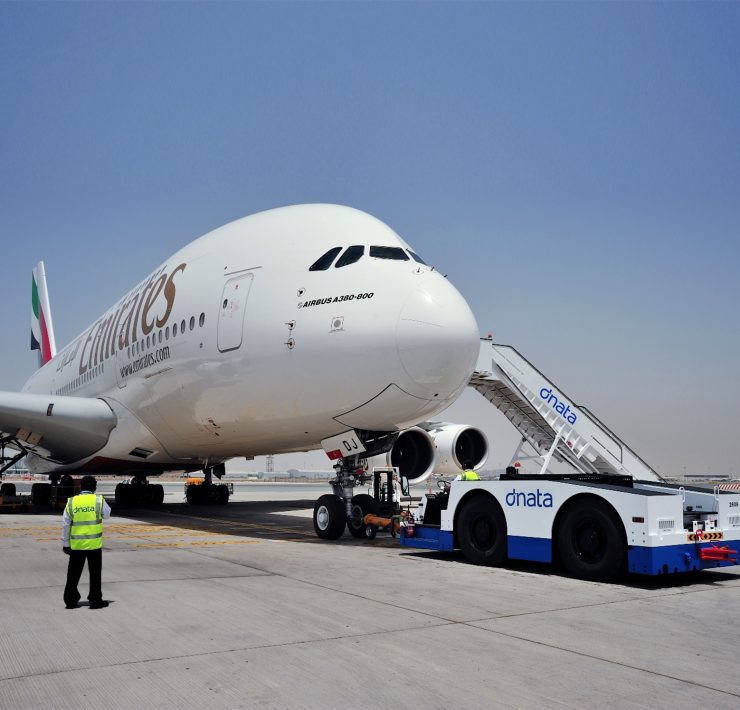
[458,495,508,566]
[136,485,151,506]
[557,499,626,582]
[313,494,346,539]
[348,494,378,538]
[115,483,132,507]
[31,482,51,506]
[216,485,229,505]
[186,485,202,505]
[151,484,165,506]
[1,482,17,497]
[364,525,377,540]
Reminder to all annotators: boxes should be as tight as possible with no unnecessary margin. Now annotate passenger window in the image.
[407,250,427,265]
[369,246,409,261]
[335,245,364,268]
[309,247,342,271]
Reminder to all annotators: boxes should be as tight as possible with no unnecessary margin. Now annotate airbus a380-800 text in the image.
[0,204,490,537]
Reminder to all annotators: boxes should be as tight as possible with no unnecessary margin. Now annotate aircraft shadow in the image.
[109,499,399,547]
[109,500,740,584]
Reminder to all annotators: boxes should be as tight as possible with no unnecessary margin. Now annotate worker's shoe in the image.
[89,600,109,609]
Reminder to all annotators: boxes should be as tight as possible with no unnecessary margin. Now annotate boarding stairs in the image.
[471,340,664,482]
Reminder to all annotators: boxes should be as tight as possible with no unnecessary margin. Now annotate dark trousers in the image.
[64,548,103,606]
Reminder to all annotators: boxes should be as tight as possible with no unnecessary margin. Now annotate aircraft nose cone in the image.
[396,279,479,400]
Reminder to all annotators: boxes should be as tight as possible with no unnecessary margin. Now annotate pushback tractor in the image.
[399,341,740,581]
[401,473,740,581]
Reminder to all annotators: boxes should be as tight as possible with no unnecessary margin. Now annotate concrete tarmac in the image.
[1,483,739,709]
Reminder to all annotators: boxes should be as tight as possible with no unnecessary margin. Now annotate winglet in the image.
[31,261,57,367]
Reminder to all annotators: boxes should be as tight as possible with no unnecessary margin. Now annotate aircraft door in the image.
[218,272,254,352]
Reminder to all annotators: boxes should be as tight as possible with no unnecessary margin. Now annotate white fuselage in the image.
[22,205,480,474]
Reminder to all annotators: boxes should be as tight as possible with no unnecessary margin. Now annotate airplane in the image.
[0,204,489,538]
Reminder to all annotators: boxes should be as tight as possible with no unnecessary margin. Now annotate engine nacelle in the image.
[369,422,488,486]
[384,426,436,486]
[418,422,488,476]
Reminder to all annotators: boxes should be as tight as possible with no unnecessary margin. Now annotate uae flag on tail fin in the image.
[31,262,56,367]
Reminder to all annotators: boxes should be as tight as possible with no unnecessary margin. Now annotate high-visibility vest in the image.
[461,470,480,481]
[67,493,104,550]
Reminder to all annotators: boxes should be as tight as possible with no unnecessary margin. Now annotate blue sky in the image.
[1,2,739,476]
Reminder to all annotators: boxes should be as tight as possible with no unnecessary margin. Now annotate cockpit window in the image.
[309,247,342,271]
[369,246,409,261]
[335,245,364,268]
[407,250,427,265]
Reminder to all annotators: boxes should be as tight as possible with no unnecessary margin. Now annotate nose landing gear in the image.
[312,457,409,541]
[313,454,370,540]
[312,430,401,540]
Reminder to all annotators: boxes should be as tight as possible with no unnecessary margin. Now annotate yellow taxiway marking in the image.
[157,511,314,537]
[4,514,400,547]
[134,540,264,548]
[0,527,62,535]
[2,524,184,535]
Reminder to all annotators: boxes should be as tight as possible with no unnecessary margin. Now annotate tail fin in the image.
[31,261,57,367]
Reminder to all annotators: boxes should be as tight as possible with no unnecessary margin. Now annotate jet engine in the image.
[374,422,488,485]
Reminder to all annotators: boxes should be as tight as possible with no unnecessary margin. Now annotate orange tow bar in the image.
[363,514,401,535]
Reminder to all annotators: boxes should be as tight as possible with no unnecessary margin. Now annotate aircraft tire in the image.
[115,483,132,507]
[348,494,378,538]
[313,494,346,540]
[216,485,229,505]
[186,485,202,505]
[1,482,17,497]
[31,483,51,506]
[136,485,151,506]
[458,495,507,566]
[151,484,165,506]
[557,499,626,582]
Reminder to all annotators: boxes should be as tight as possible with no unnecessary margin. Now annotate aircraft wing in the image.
[0,391,117,464]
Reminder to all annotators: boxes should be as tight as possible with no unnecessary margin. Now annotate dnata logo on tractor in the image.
[505,489,554,508]
[539,386,577,425]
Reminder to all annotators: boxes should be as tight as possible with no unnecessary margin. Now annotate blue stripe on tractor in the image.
[400,527,738,577]
[507,536,552,563]
[628,543,738,576]
[399,527,455,552]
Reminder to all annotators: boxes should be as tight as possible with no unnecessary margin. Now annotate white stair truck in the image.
[399,341,740,581]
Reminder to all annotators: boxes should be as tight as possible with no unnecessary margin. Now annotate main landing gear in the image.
[185,464,231,506]
[115,475,165,507]
[29,474,78,509]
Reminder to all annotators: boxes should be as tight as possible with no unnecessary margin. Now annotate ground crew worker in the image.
[62,475,111,609]
[458,461,480,481]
